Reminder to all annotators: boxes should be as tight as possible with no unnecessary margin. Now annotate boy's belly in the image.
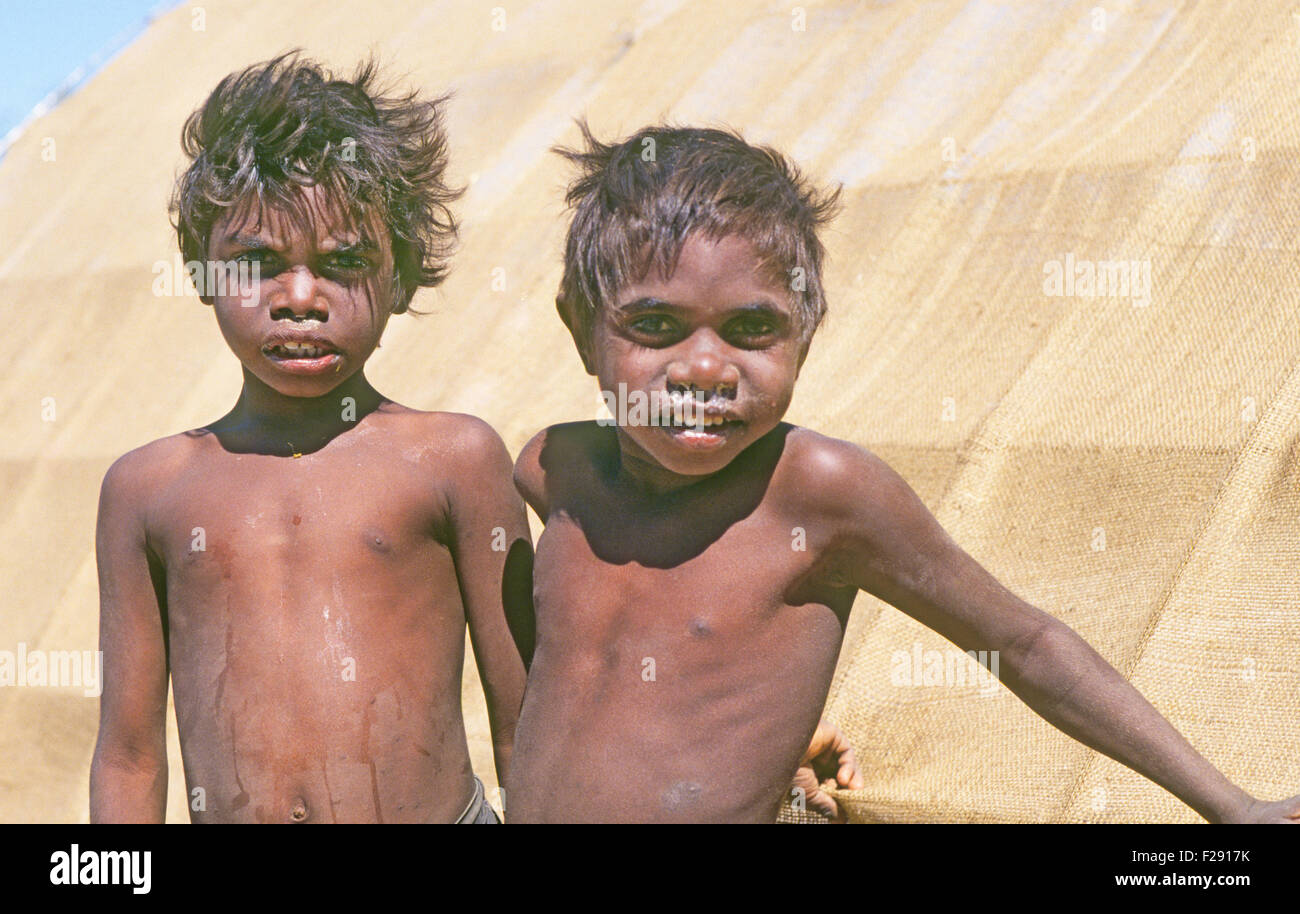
[507,610,844,823]
[164,551,475,823]
[174,684,474,823]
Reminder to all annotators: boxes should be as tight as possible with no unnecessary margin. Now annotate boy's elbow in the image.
[92,721,168,779]
[89,748,167,824]
[998,619,1096,705]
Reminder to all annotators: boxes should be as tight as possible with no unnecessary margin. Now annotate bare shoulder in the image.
[513,427,551,515]
[773,426,893,500]
[100,433,206,507]
[770,425,929,532]
[96,433,213,545]
[370,405,510,465]
[514,421,607,517]
[375,407,518,520]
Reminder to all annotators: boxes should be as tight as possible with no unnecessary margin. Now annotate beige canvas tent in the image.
[1,0,1297,823]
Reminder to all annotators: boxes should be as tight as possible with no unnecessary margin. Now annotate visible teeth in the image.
[658,390,736,428]
[274,342,329,358]
[672,413,729,428]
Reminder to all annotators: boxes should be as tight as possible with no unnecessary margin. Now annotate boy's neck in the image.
[609,424,790,499]
[612,444,711,497]
[220,368,385,455]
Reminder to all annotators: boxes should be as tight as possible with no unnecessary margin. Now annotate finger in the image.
[826,723,852,756]
[806,787,842,822]
[827,725,859,766]
[836,747,861,786]
[811,722,832,759]
[801,722,832,765]
[839,756,865,790]
[809,723,849,767]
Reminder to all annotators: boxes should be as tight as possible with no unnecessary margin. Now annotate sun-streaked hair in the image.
[555,122,841,343]
[171,50,460,313]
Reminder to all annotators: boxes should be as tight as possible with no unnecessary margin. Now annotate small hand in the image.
[1232,794,1300,823]
[792,719,865,823]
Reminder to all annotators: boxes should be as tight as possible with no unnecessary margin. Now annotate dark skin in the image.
[507,232,1300,823]
[90,188,529,823]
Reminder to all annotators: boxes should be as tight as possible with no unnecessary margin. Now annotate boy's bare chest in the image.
[148,446,467,696]
[147,449,449,580]
[533,505,848,656]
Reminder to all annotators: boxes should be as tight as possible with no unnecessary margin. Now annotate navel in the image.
[289,796,309,822]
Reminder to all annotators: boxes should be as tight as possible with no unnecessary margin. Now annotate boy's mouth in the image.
[663,423,739,451]
[661,412,744,450]
[657,389,743,449]
[261,338,342,374]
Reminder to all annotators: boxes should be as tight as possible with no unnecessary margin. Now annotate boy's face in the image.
[588,232,806,481]
[206,185,396,399]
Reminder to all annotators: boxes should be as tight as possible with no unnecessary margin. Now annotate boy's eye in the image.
[232,249,283,275]
[318,252,375,280]
[734,317,773,334]
[627,315,679,337]
[326,253,371,270]
[725,315,779,344]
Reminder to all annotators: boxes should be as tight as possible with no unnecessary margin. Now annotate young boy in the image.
[505,123,1300,823]
[90,53,531,823]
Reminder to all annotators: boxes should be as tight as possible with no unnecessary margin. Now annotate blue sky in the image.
[0,1,176,141]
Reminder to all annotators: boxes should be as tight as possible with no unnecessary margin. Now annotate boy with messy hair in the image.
[90,52,530,823]
[505,124,1300,823]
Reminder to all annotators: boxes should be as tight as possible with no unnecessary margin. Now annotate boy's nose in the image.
[666,336,740,394]
[271,265,328,321]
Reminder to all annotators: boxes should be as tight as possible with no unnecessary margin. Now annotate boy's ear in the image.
[556,292,597,375]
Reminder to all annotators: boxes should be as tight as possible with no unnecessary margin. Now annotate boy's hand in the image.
[792,719,864,822]
[1233,795,1300,823]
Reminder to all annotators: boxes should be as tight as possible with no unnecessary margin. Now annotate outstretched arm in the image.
[824,441,1295,823]
[90,455,170,823]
